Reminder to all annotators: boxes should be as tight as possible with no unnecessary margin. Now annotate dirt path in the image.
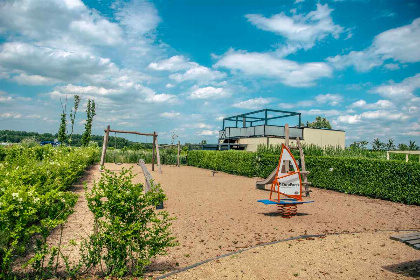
[44,163,420,278]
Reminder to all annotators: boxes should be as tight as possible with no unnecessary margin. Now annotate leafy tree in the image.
[386,138,395,151]
[57,97,67,144]
[200,140,207,145]
[350,141,368,150]
[307,116,332,129]
[372,138,384,151]
[397,143,409,151]
[68,95,80,145]
[408,140,419,151]
[81,99,96,146]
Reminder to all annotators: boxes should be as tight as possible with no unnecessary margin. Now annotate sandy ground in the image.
[29,163,420,278]
[167,231,420,280]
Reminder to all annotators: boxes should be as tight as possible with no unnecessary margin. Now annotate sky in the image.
[0,0,419,146]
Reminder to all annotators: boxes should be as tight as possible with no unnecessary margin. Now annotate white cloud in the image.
[148,56,193,71]
[315,93,343,106]
[338,110,410,124]
[115,0,160,37]
[372,73,420,100]
[0,96,12,103]
[160,111,180,118]
[303,109,341,117]
[0,112,23,119]
[189,87,230,100]
[232,97,271,110]
[215,50,332,87]
[383,63,400,70]
[166,83,175,88]
[197,130,218,136]
[13,73,60,85]
[0,0,122,48]
[145,93,179,104]
[350,99,395,109]
[246,4,342,50]
[169,65,226,83]
[328,18,420,71]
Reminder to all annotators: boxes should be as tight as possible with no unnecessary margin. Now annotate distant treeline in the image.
[0,130,146,148]
[0,130,203,150]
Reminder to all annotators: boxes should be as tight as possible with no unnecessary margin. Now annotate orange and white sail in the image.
[270,144,303,201]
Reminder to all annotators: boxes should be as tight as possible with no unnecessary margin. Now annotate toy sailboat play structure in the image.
[257,142,314,218]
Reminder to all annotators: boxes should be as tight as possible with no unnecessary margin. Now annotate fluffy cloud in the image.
[338,110,410,124]
[371,73,420,100]
[160,111,180,118]
[197,130,218,136]
[215,50,332,87]
[0,0,122,49]
[169,65,226,83]
[148,56,193,71]
[149,55,226,84]
[0,42,149,88]
[315,93,343,106]
[232,97,272,110]
[115,0,160,37]
[246,4,342,50]
[189,87,230,100]
[328,18,420,71]
[302,109,341,117]
[350,99,395,110]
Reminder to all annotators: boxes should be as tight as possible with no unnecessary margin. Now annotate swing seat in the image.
[257,199,314,205]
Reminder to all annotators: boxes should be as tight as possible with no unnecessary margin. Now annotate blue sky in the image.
[0,0,419,145]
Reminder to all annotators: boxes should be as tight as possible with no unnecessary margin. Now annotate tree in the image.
[200,140,207,145]
[386,138,395,151]
[68,95,80,145]
[372,138,384,151]
[408,140,419,151]
[398,143,409,151]
[57,97,67,144]
[81,99,96,146]
[350,141,368,150]
[307,116,332,129]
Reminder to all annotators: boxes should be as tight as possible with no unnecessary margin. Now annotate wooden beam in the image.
[100,125,110,166]
[152,132,156,171]
[155,136,162,174]
[285,124,289,173]
[177,141,180,167]
[104,129,156,137]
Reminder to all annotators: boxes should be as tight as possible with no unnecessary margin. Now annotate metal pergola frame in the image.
[222,109,301,129]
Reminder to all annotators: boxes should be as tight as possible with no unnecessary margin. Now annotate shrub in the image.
[0,145,98,277]
[82,168,177,277]
[187,150,420,205]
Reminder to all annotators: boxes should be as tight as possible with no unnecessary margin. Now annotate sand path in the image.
[45,163,420,278]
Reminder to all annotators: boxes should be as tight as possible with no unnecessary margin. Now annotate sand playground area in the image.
[43,163,419,279]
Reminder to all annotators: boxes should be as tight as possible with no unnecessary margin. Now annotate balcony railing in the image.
[219,125,303,140]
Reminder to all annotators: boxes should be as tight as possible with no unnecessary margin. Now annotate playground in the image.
[44,162,420,278]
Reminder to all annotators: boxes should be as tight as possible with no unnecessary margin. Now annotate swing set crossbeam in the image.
[104,129,156,137]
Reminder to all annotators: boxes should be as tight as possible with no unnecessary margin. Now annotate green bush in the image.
[0,145,98,277]
[305,157,420,205]
[187,150,420,205]
[82,168,177,277]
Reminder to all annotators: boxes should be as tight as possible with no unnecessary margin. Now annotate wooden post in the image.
[406,153,409,162]
[155,136,162,174]
[387,151,389,160]
[100,125,110,167]
[285,124,289,173]
[152,132,156,171]
[177,141,180,167]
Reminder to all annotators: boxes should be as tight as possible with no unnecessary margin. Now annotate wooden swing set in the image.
[100,125,162,173]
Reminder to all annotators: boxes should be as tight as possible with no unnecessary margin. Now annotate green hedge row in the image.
[187,150,420,205]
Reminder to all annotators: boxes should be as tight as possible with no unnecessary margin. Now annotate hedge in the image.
[187,150,420,205]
